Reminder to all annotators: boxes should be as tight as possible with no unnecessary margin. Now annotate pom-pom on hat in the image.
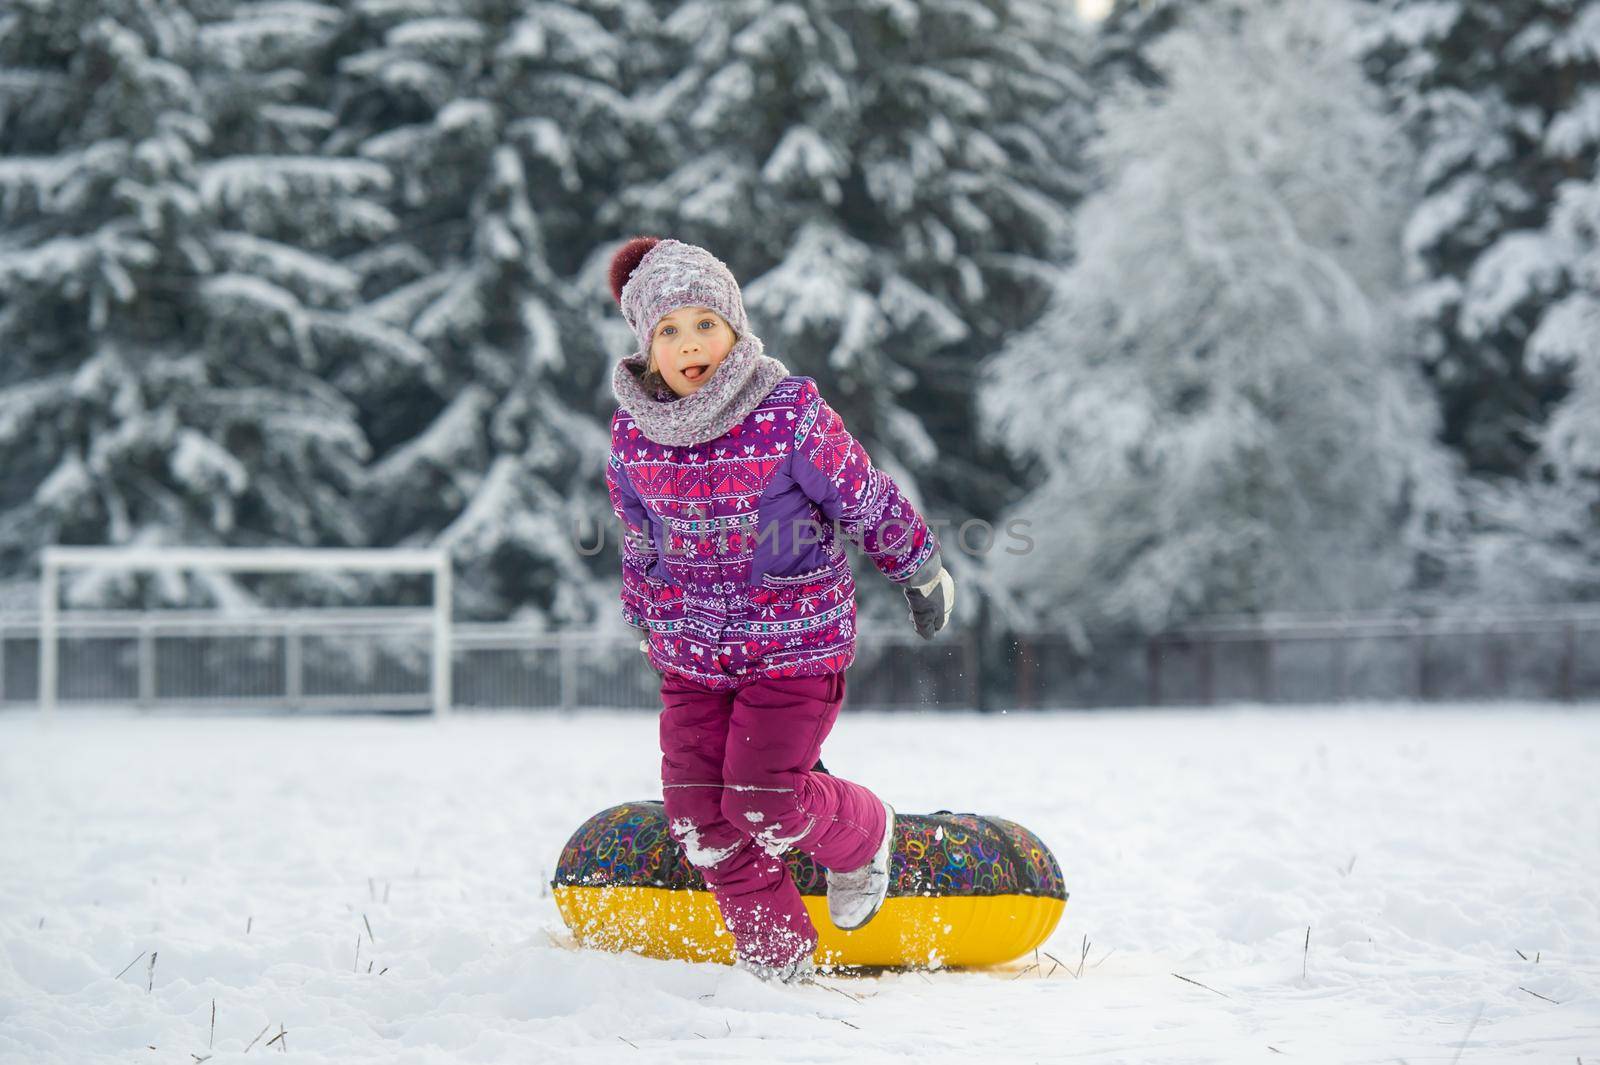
[608,236,752,355]
[608,236,658,305]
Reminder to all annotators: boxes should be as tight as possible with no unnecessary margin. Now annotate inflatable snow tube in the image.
[552,800,1067,969]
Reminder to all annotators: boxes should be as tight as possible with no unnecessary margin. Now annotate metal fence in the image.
[0,610,980,712]
[2,605,1596,713]
[1005,607,1600,708]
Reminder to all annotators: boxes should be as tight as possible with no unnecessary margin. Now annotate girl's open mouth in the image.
[683,365,708,381]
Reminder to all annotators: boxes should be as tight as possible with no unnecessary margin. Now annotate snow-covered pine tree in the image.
[978,0,1458,633]
[1497,15,1600,603]
[0,0,388,607]
[1361,0,1600,604]
[322,0,626,622]
[1445,160,1600,605]
[604,0,1093,622]
[1093,0,1194,89]
[1365,0,1600,479]
[492,0,658,278]
[1541,177,1600,493]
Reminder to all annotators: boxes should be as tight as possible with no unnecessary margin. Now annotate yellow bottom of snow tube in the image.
[551,802,1069,969]
[554,883,1066,968]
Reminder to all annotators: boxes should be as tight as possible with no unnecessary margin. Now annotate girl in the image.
[604,236,957,983]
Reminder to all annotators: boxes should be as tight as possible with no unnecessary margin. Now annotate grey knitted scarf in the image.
[611,332,790,447]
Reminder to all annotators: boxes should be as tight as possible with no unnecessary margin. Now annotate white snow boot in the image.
[733,953,816,985]
[826,800,895,931]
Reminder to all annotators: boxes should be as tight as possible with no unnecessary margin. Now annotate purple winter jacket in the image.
[606,375,940,688]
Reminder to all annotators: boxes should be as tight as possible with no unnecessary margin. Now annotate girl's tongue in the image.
[684,365,707,381]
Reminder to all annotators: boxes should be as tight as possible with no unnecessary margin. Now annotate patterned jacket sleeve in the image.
[789,377,940,584]
[605,415,657,629]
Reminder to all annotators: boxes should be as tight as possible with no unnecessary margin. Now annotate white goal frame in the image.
[38,546,453,718]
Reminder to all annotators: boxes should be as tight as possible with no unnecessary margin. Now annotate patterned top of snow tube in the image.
[554,800,1065,899]
[551,800,1067,968]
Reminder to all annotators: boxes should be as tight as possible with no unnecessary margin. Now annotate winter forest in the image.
[2,0,1598,641]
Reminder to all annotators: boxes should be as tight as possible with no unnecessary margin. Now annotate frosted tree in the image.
[979,0,1458,633]
[1365,0,1600,478]
[1362,0,1600,603]
[0,0,395,607]
[491,0,659,277]
[1541,179,1600,490]
[604,0,1094,521]
[1491,18,1600,604]
[605,0,1093,622]
[1443,177,1600,605]
[322,0,629,622]
[1093,0,1195,88]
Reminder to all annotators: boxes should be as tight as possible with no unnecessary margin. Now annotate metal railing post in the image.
[432,555,452,718]
[1489,629,1509,698]
[964,629,984,713]
[1560,621,1576,701]
[1259,636,1276,704]
[1333,626,1348,702]
[137,621,155,708]
[39,553,58,718]
[559,632,576,712]
[1016,635,1033,710]
[285,620,302,708]
[1415,625,1431,701]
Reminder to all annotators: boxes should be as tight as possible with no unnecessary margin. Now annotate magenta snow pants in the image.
[658,669,888,968]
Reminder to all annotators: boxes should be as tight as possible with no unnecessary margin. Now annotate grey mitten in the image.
[902,552,955,640]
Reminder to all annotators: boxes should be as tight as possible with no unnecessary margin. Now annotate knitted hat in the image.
[609,236,752,352]
[607,236,791,447]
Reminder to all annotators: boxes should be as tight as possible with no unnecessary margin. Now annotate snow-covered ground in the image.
[1,703,1596,1064]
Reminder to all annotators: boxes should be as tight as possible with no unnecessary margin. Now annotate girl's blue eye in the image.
[659,318,718,339]
[660,320,716,338]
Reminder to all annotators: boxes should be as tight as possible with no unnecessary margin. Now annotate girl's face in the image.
[647,306,737,396]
